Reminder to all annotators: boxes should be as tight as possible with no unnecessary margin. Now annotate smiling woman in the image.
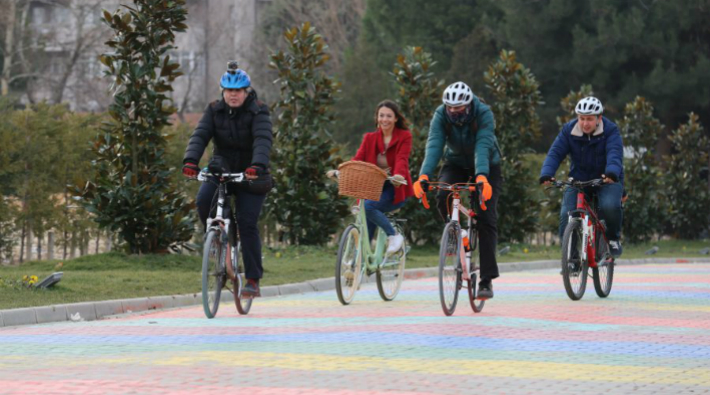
[349,99,415,255]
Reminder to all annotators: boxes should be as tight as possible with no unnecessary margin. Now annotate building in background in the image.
[10,0,271,113]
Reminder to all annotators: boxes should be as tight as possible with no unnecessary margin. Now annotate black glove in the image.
[539,175,553,184]
[604,173,619,182]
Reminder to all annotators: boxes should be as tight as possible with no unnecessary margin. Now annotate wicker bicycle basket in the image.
[337,161,388,201]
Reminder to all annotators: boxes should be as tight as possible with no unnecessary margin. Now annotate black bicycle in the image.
[194,169,253,318]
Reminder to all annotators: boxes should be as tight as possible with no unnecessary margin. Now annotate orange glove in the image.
[413,174,429,199]
[476,175,492,201]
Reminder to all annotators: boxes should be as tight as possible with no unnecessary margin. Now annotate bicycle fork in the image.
[452,197,472,281]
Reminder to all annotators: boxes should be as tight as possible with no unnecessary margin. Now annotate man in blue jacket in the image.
[413,81,503,299]
[539,96,624,257]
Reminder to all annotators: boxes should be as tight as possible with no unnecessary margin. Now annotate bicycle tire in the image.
[377,224,406,301]
[439,222,461,316]
[467,228,485,313]
[335,224,362,305]
[232,242,253,314]
[561,219,588,301]
[592,227,614,298]
[202,229,225,318]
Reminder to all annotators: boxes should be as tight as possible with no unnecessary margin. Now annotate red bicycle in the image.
[550,178,615,300]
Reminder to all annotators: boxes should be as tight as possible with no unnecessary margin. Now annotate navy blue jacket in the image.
[540,117,624,185]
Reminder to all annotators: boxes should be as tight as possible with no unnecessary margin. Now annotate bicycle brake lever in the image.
[420,194,430,209]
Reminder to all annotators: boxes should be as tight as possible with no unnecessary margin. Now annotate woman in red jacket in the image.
[352,100,414,254]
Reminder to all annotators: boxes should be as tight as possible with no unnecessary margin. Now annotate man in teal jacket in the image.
[413,81,502,299]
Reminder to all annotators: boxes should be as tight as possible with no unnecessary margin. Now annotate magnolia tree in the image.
[76,0,194,254]
[268,22,348,245]
[484,50,542,242]
[390,46,444,245]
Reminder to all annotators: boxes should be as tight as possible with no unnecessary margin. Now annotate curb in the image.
[1,257,708,328]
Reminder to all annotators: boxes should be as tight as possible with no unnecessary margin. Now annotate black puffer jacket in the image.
[183,90,272,172]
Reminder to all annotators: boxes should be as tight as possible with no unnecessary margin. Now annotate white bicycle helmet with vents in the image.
[443,82,474,106]
[575,96,604,115]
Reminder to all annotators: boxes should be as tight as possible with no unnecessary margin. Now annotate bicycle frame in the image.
[349,198,394,274]
[430,183,482,280]
[198,171,246,275]
[564,182,608,269]
[200,172,245,233]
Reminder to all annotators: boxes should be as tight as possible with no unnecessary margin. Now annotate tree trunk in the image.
[95,230,100,254]
[20,220,26,263]
[1,0,16,96]
[48,231,54,260]
[70,229,76,259]
[37,233,42,260]
[25,225,32,262]
[17,1,35,104]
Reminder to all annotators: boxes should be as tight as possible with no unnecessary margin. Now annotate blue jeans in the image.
[559,182,623,241]
[365,182,405,240]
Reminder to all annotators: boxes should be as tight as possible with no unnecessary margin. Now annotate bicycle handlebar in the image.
[195,170,246,183]
[426,182,487,211]
[548,178,604,189]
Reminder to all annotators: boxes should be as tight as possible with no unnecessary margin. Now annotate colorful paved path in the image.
[1,262,709,395]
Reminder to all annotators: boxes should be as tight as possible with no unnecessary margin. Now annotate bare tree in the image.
[49,0,110,104]
[1,0,114,109]
[248,0,367,101]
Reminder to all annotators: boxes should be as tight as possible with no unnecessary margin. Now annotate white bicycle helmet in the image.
[443,82,473,106]
[575,96,604,115]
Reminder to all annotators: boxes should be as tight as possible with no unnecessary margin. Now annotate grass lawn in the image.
[1,239,708,310]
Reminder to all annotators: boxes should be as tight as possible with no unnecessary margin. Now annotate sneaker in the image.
[386,234,404,254]
[478,280,493,299]
[241,279,261,297]
[344,267,356,287]
[609,240,623,257]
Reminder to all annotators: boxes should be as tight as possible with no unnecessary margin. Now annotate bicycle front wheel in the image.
[232,242,253,314]
[592,228,614,298]
[561,219,588,301]
[377,225,406,301]
[439,222,462,316]
[467,228,485,313]
[335,224,362,305]
[202,229,226,318]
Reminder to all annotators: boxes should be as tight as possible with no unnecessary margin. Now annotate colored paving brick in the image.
[1,263,709,394]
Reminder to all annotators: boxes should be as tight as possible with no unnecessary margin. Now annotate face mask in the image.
[446,105,471,125]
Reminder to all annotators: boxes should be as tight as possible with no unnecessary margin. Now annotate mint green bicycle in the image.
[331,165,407,305]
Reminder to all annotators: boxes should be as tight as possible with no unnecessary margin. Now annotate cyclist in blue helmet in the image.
[182,60,273,297]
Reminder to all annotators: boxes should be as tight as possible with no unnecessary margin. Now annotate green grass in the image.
[1,239,708,310]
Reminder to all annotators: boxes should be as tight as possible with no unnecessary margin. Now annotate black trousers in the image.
[196,182,266,280]
[436,163,502,281]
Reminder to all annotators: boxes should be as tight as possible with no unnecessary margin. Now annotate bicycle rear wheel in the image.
[561,219,588,301]
[335,224,362,305]
[232,242,253,314]
[592,228,614,298]
[202,229,226,318]
[439,222,462,316]
[467,229,485,313]
[377,225,406,301]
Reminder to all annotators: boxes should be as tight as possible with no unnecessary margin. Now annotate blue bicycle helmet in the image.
[220,60,251,89]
